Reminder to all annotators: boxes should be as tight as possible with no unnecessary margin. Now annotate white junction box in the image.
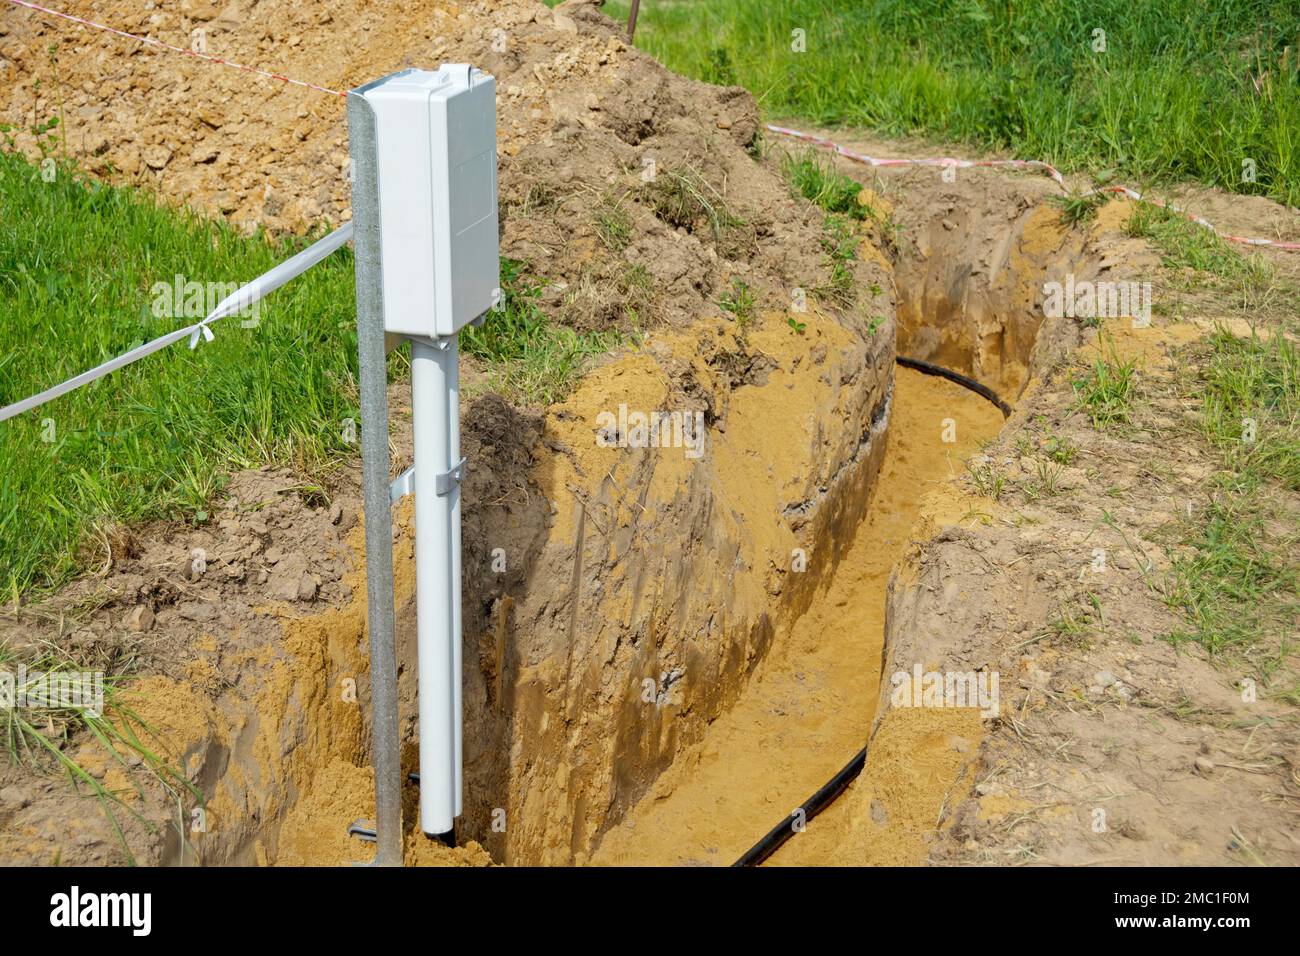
[359,66,499,339]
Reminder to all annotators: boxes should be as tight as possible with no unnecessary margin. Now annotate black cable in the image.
[731,746,867,867]
[895,355,1013,418]
[731,355,1013,867]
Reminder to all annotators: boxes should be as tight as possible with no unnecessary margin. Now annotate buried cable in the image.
[733,355,1010,867]
[895,355,1013,418]
[732,745,867,867]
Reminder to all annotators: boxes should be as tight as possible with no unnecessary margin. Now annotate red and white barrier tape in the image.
[766,124,1300,252]
[8,0,1295,254]
[4,0,346,97]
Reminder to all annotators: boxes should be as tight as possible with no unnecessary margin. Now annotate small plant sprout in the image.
[717,277,757,330]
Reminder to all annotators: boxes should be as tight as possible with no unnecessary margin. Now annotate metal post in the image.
[410,336,461,836]
[627,0,642,42]
[346,90,403,867]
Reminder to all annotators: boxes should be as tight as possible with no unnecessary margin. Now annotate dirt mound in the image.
[1,0,850,335]
[1,1,899,866]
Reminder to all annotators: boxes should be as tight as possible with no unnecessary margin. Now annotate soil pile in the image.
[1,0,856,336]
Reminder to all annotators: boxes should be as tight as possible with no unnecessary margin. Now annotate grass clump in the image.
[1049,191,1107,226]
[966,458,1006,500]
[643,165,755,259]
[781,150,866,219]
[1158,327,1300,675]
[1043,431,1079,465]
[460,258,624,406]
[1195,328,1300,490]
[1,640,202,863]
[1125,202,1244,278]
[717,277,757,330]
[1041,594,1102,647]
[814,214,859,307]
[1071,338,1137,429]
[593,193,633,252]
[1124,201,1280,309]
[1165,496,1297,657]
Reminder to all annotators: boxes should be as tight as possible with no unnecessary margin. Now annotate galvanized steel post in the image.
[346,87,403,867]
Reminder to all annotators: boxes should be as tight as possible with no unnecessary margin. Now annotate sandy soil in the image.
[592,367,1003,865]
[757,131,1300,867]
[2,3,1297,869]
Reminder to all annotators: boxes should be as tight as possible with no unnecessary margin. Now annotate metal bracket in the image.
[389,465,415,504]
[435,457,467,496]
[348,819,378,843]
[407,332,455,351]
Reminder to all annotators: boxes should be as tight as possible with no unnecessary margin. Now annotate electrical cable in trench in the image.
[896,355,1013,418]
[731,355,1011,867]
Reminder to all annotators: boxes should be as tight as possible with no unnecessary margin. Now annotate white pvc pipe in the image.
[410,336,460,835]
[449,336,464,817]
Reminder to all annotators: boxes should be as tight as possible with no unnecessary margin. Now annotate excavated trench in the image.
[153,177,1098,868]
[577,181,1090,866]
[591,363,1003,865]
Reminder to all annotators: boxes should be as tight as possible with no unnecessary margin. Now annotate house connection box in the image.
[359,66,499,339]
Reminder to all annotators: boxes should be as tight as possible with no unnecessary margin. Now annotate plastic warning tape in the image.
[766,124,1300,252]
[4,0,346,97]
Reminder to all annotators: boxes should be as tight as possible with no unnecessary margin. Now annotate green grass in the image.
[781,150,866,219]
[716,277,757,330]
[1123,201,1280,310]
[1071,337,1137,429]
[814,213,859,307]
[603,0,1300,206]
[0,640,202,864]
[1196,327,1300,490]
[1161,328,1299,672]
[1165,495,1297,657]
[1124,201,1248,278]
[0,151,619,597]
[0,152,363,597]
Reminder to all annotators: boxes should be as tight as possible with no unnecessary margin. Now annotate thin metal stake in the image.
[347,89,403,867]
[627,0,642,42]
